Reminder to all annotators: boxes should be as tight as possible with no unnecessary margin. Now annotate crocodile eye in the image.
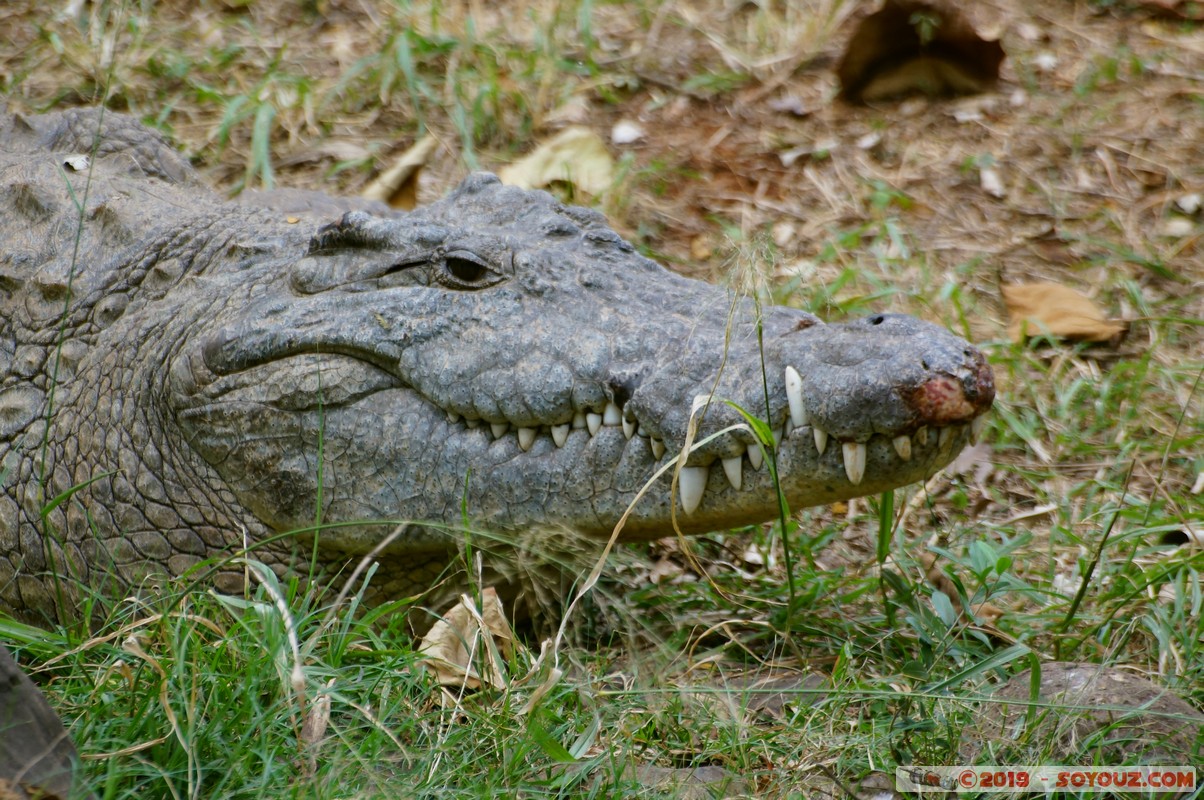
[436,251,502,290]
[448,256,488,283]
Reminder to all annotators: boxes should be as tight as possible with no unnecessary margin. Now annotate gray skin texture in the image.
[0,108,994,623]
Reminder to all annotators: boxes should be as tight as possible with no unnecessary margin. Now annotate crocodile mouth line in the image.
[195,347,989,518]
[436,363,988,516]
[446,403,982,515]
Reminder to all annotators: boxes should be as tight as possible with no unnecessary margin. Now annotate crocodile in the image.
[0,107,994,624]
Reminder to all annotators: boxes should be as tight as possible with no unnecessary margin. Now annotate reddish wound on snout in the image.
[908,376,978,424]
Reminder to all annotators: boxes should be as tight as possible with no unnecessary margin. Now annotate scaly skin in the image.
[0,108,993,622]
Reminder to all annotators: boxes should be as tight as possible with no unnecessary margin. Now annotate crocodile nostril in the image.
[921,359,930,370]
[869,315,885,325]
[606,375,638,407]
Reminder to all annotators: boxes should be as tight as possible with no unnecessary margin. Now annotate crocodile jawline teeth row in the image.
[674,422,970,515]
[445,401,668,456]
[442,366,975,516]
[674,367,978,514]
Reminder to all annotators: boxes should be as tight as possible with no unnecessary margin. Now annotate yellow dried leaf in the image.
[361,134,438,210]
[1001,282,1128,343]
[418,587,514,691]
[499,127,614,195]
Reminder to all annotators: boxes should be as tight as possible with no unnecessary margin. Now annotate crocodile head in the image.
[173,174,993,551]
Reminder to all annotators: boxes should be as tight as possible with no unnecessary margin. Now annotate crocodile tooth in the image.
[784,366,807,428]
[572,410,587,429]
[892,434,912,461]
[721,456,743,490]
[650,438,666,459]
[813,427,829,455]
[971,416,987,441]
[447,410,461,424]
[842,441,867,485]
[551,424,570,448]
[939,426,954,449]
[603,402,621,426]
[465,418,481,429]
[586,412,603,436]
[747,444,764,470]
[491,422,509,439]
[916,426,928,446]
[517,426,536,451]
[679,466,708,514]
[622,416,637,439]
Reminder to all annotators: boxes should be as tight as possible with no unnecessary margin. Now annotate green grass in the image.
[3,0,1202,797]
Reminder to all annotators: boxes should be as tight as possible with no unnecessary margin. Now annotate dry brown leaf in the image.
[498,127,614,195]
[946,441,994,485]
[300,678,334,748]
[837,0,1006,103]
[648,557,684,585]
[418,588,515,691]
[361,135,438,210]
[1135,0,1204,19]
[1001,282,1128,344]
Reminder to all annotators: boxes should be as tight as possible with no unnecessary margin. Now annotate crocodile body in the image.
[0,107,994,621]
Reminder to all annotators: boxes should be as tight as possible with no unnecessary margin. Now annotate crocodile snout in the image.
[907,349,995,426]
